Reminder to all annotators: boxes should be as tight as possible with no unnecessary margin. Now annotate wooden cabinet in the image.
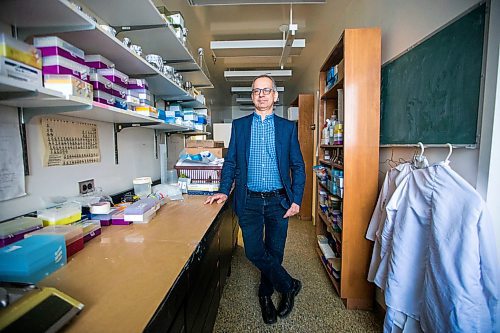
[314,28,381,309]
[290,94,314,220]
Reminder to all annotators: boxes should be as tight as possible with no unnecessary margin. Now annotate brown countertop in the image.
[40,195,225,333]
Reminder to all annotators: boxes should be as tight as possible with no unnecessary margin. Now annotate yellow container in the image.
[0,33,42,69]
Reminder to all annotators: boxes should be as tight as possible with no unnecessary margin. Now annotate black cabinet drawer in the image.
[144,267,188,333]
[191,266,220,333]
[202,280,222,333]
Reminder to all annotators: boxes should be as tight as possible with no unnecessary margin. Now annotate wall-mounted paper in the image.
[0,110,26,201]
[40,117,101,167]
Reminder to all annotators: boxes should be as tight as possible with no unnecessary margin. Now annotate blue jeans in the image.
[238,193,294,296]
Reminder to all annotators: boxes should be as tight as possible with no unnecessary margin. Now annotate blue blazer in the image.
[219,113,306,217]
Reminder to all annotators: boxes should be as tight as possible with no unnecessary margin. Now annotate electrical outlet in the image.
[78,179,95,195]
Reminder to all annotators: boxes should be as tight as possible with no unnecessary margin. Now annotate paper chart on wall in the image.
[0,110,26,201]
[40,117,101,167]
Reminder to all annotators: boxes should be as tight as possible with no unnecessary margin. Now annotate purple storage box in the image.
[89,73,114,95]
[93,90,115,107]
[0,217,44,248]
[83,227,101,242]
[128,79,148,90]
[112,83,127,99]
[85,54,114,70]
[42,55,90,81]
[111,212,131,225]
[34,36,85,65]
[97,68,128,88]
[124,198,158,216]
[90,208,117,227]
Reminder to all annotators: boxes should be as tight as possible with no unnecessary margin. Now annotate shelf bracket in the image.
[113,123,160,164]
[113,23,181,34]
[22,104,93,124]
[114,122,158,133]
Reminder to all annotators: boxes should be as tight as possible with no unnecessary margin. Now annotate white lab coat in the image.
[366,163,415,284]
[382,162,499,332]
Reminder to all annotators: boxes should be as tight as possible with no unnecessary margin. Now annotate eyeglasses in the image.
[252,88,274,95]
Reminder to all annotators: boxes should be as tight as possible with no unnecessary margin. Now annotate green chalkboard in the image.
[380,3,486,145]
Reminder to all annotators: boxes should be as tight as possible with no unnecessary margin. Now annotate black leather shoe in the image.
[277,279,302,318]
[259,295,277,324]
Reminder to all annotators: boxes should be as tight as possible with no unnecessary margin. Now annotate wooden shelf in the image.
[315,247,341,295]
[319,159,344,170]
[314,28,381,309]
[320,144,343,148]
[321,77,344,100]
[317,180,342,200]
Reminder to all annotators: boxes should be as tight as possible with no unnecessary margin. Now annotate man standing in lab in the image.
[205,75,306,324]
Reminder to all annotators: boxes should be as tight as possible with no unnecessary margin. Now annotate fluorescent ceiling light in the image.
[231,86,285,92]
[189,0,325,5]
[224,70,292,81]
[211,39,305,57]
[224,56,292,68]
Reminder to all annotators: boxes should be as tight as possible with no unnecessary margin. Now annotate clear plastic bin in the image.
[25,225,84,257]
[1,33,42,69]
[34,36,85,65]
[37,202,82,226]
[85,54,114,69]
[97,68,129,87]
[41,55,90,81]
[0,217,43,248]
[133,177,152,198]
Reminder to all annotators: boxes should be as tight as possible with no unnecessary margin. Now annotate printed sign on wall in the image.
[40,117,101,167]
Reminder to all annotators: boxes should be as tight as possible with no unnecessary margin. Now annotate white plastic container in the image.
[34,36,85,64]
[42,55,90,81]
[84,54,114,70]
[43,74,93,101]
[97,68,129,87]
[133,177,152,198]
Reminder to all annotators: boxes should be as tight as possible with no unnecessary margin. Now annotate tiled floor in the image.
[213,217,383,333]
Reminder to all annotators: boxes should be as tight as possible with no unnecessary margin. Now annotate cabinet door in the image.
[219,207,233,288]
[186,222,220,333]
[144,268,188,333]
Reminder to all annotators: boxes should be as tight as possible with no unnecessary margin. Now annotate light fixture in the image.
[189,0,325,5]
[231,86,285,93]
[211,39,305,58]
[224,70,292,81]
[279,6,297,69]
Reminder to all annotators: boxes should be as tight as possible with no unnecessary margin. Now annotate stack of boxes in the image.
[325,59,344,92]
[96,68,129,110]
[34,36,93,102]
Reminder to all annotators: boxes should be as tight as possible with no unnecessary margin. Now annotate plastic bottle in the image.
[322,119,330,145]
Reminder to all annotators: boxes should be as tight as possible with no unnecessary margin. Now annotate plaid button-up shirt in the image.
[247,112,283,192]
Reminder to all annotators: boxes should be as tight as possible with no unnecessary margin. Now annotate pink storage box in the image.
[89,73,114,95]
[85,54,114,70]
[128,79,148,90]
[97,68,128,88]
[34,36,85,65]
[93,90,115,107]
[42,55,89,81]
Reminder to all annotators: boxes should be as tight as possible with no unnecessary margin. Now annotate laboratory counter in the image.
[40,194,238,333]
